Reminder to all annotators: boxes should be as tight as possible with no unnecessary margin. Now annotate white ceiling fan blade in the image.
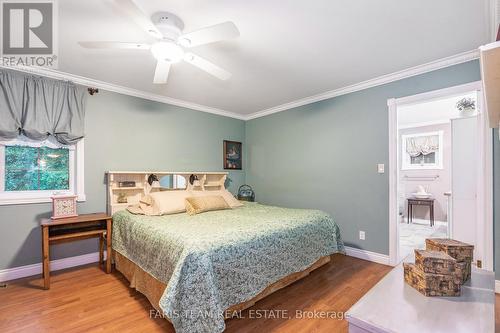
[78,41,150,50]
[178,22,239,47]
[153,59,171,84]
[184,52,231,80]
[113,0,162,38]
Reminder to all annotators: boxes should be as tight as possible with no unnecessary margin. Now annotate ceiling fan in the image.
[78,0,239,84]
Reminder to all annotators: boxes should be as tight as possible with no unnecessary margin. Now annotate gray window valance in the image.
[0,69,86,145]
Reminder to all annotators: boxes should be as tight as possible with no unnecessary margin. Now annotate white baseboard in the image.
[0,251,105,283]
[0,247,390,283]
[495,280,500,294]
[344,246,391,266]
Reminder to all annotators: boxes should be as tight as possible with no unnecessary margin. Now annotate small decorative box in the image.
[403,262,461,297]
[51,195,78,219]
[454,261,472,283]
[425,238,474,283]
[414,250,457,275]
[425,238,474,263]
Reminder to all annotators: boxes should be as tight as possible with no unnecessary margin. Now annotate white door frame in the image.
[387,81,493,269]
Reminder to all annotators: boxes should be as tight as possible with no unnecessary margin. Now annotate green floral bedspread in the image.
[112,202,344,333]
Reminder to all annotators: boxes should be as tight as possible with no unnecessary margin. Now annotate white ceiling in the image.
[58,0,491,115]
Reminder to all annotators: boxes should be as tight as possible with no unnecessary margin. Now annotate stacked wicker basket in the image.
[403,238,474,296]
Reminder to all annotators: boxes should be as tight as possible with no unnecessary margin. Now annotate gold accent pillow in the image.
[185,195,230,215]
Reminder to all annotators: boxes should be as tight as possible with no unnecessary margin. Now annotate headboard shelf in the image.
[110,187,144,191]
[106,171,228,215]
[106,171,228,175]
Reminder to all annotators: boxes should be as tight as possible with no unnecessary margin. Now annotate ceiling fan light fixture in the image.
[178,37,191,47]
[79,1,238,84]
[150,42,184,63]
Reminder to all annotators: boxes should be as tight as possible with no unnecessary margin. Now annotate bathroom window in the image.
[401,131,443,170]
[410,152,436,165]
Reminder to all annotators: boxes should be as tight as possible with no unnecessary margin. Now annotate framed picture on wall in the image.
[223,140,242,170]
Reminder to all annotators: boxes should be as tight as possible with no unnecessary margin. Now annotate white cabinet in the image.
[346,256,495,333]
[480,41,500,128]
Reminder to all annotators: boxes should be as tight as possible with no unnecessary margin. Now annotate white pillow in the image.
[192,189,243,208]
[149,190,192,215]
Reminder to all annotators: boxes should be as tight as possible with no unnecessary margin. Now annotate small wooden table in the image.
[407,198,435,226]
[41,213,112,290]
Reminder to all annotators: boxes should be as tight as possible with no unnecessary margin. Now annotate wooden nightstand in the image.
[41,213,112,290]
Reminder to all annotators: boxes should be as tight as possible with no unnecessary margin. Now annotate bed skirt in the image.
[113,250,331,321]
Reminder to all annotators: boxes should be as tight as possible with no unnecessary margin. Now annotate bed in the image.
[112,202,344,333]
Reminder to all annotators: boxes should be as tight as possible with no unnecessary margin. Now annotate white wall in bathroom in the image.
[399,123,451,222]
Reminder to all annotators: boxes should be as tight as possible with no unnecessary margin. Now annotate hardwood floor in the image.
[0,255,496,332]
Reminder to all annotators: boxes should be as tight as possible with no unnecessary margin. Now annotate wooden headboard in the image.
[106,171,228,215]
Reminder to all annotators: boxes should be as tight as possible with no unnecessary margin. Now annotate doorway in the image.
[388,82,493,269]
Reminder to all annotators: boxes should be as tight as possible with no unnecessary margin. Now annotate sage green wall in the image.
[0,90,245,270]
[245,60,482,255]
[2,60,498,278]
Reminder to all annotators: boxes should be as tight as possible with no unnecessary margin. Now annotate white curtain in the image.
[406,135,439,157]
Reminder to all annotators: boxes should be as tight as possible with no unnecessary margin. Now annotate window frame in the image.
[0,137,85,205]
[401,131,444,170]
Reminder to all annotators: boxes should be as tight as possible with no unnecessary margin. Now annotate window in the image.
[0,136,85,205]
[5,146,70,191]
[410,152,436,165]
[401,131,443,170]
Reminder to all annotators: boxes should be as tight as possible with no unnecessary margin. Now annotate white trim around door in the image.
[387,81,494,269]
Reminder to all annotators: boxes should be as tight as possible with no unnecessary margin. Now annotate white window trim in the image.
[401,131,443,170]
[0,138,85,205]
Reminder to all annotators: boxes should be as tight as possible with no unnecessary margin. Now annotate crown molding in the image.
[244,49,480,121]
[0,65,247,121]
[0,49,480,122]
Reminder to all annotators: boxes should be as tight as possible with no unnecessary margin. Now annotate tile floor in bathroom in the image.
[399,218,448,260]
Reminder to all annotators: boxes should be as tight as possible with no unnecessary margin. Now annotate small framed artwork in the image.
[223,140,242,170]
